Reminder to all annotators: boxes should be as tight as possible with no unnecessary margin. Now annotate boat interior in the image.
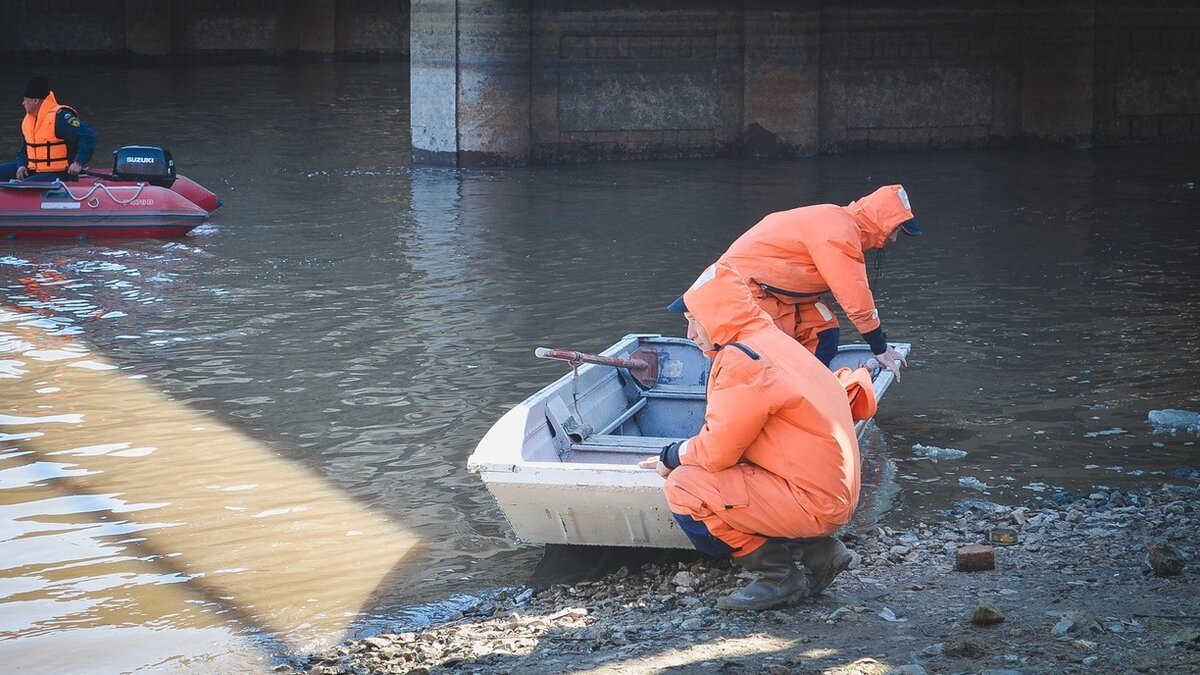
[543,336,709,466]
[529,335,888,467]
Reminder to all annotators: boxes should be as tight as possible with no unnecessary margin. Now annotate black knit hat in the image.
[24,76,50,99]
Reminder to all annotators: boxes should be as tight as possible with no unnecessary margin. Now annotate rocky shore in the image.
[299,484,1197,675]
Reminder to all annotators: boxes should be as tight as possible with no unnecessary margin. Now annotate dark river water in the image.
[1,63,1198,672]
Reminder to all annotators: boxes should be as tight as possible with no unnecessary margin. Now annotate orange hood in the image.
[846,184,915,250]
[681,262,775,354]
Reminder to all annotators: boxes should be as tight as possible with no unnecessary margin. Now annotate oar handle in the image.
[535,347,649,371]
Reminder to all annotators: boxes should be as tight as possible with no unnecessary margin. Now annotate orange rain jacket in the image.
[662,261,865,556]
[719,185,915,354]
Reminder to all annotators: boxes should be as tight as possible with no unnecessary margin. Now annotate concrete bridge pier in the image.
[411,0,531,166]
[411,0,821,166]
[409,1,1200,166]
[1022,2,1095,148]
[741,1,820,157]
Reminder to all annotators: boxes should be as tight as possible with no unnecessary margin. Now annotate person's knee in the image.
[663,466,711,506]
[24,172,62,183]
[0,162,20,181]
[665,467,733,535]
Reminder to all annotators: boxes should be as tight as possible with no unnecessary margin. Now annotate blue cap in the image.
[899,218,921,236]
[666,295,688,313]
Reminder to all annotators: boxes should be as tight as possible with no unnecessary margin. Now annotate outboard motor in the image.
[112,145,176,187]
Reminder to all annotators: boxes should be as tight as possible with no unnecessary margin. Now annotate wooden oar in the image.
[535,346,659,387]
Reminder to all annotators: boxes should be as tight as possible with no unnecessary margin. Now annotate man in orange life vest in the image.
[641,261,867,611]
[713,185,920,379]
[0,76,96,182]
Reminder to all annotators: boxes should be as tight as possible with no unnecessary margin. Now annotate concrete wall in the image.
[413,0,1200,164]
[1021,1,1095,147]
[1,0,130,54]
[742,0,821,158]
[3,1,1198,163]
[818,1,1023,152]
[459,0,531,165]
[529,0,745,163]
[1094,1,1200,144]
[0,0,410,60]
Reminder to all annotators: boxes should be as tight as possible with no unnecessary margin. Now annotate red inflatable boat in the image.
[0,146,221,240]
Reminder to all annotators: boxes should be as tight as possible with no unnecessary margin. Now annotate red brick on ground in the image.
[955,544,995,572]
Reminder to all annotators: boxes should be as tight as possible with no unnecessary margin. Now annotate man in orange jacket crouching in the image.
[640,261,867,611]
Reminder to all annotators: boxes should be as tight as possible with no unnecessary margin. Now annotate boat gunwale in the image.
[470,338,909,475]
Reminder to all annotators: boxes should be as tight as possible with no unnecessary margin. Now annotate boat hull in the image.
[469,334,909,549]
[0,175,215,239]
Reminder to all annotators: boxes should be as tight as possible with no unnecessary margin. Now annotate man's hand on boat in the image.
[874,346,908,381]
[638,456,672,478]
[13,163,83,180]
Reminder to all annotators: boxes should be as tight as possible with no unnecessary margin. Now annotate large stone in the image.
[943,640,986,658]
[1146,542,1186,576]
[971,603,1006,626]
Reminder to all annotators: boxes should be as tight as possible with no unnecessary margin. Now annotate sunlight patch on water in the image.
[0,461,94,489]
[2,306,422,665]
[66,359,120,371]
[0,359,26,378]
[0,413,85,426]
[23,348,90,362]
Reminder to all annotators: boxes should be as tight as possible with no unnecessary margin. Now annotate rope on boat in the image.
[570,361,587,432]
[58,180,148,207]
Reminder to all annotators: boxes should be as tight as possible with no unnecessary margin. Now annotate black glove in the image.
[659,440,684,469]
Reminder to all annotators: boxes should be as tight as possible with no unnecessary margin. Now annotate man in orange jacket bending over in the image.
[641,261,863,611]
[708,184,919,378]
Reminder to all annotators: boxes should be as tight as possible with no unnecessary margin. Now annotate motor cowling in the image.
[112,146,176,187]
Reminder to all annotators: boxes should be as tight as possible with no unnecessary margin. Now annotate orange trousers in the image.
[752,293,839,355]
[663,464,840,557]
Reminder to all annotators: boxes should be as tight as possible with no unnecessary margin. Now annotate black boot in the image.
[791,537,856,597]
[717,540,810,611]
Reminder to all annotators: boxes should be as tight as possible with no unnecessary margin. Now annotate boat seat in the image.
[641,385,705,400]
[573,435,678,455]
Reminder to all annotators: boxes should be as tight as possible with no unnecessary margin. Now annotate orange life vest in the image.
[22,91,74,174]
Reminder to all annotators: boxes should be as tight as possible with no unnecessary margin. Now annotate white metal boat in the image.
[468,334,909,549]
